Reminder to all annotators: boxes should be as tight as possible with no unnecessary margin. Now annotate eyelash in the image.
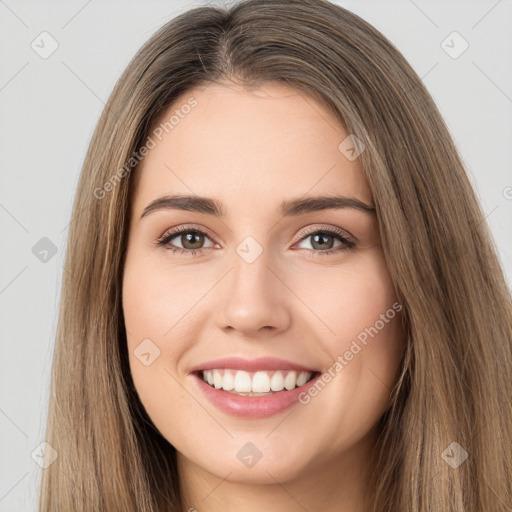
[155,224,357,257]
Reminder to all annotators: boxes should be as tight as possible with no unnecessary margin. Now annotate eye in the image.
[155,225,356,257]
[155,225,217,256]
[293,226,356,256]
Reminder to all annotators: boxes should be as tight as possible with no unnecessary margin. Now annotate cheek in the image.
[122,251,206,345]
[122,253,189,393]
[122,258,196,442]
[294,253,404,426]
[122,248,226,424]
[291,251,401,352]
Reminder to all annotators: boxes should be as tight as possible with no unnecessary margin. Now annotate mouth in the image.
[193,368,320,397]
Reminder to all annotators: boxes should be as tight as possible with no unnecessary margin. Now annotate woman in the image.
[40,0,512,510]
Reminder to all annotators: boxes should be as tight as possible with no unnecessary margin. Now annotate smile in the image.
[199,369,316,395]
[190,361,322,418]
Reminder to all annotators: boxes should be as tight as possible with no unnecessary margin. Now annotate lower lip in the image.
[192,372,321,418]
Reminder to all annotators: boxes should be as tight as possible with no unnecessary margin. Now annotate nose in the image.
[214,247,292,337]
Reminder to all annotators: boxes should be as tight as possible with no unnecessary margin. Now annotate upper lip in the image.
[189,357,319,374]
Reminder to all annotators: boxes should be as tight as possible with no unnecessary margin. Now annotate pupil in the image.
[312,233,333,250]
[183,232,203,249]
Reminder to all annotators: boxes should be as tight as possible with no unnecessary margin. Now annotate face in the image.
[122,82,404,488]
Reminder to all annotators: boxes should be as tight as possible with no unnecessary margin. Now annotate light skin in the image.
[122,81,405,512]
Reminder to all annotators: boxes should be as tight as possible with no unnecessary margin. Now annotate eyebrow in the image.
[140,194,376,219]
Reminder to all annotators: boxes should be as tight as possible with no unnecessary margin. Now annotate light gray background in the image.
[1,1,511,510]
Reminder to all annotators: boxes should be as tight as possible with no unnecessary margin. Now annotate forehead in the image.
[132,82,372,216]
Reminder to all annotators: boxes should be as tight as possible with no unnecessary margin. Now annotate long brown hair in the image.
[40,0,512,510]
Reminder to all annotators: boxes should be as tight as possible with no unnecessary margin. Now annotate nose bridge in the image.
[215,234,291,334]
[230,235,276,301]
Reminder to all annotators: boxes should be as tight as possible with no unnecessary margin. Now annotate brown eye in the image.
[156,225,356,257]
[156,226,215,255]
[294,227,356,256]
[309,232,336,250]
[177,231,206,250]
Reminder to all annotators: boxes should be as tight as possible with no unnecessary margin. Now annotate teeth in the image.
[270,371,284,391]
[296,371,308,387]
[284,371,297,390]
[233,370,252,392]
[253,371,271,393]
[222,371,235,391]
[213,371,223,389]
[201,369,314,394]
